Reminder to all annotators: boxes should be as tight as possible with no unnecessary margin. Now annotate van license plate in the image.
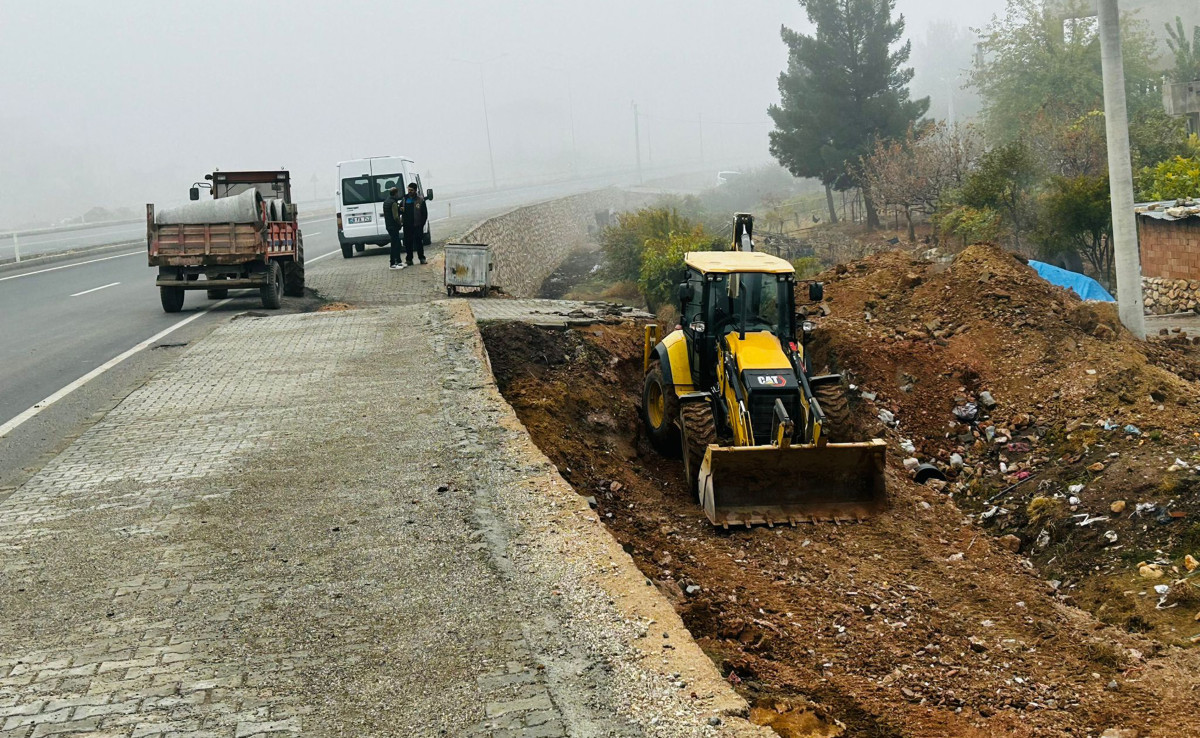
[347,215,371,224]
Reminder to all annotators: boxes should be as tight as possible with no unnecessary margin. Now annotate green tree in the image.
[970,0,1161,143]
[959,140,1041,251]
[1166,16,1200,83]
[600,208,694,284]
[768,0,929,228]
[1136,156,1200,200]
[1037,174,1113,287]
[638,228,714,312]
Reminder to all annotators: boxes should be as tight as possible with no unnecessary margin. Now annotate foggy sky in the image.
[0,0,1008,228]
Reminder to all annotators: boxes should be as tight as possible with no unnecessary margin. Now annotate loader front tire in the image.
[814,382,851,443]
[641,361,680,457]
[681,400,717,498]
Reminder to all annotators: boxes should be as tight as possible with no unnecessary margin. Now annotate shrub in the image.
[600,208,695,284]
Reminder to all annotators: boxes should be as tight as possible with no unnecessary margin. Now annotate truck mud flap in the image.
[698,439,886,527]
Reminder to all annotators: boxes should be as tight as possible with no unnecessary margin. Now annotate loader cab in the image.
[680,251,797,388]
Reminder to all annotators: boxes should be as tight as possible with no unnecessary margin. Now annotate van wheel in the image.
[260,261,283,309]
[423,225,432,246]
[341,243,354,259]
[160,286,185,313]
[355,243,365,252]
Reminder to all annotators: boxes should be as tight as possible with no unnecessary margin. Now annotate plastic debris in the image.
[1124,424,1141,435]
[1068,484,1084,494]
[1103,530,1118,543]
[915,463,947,484]
[978,391,997,408]
[952,403,978,421]
[900,439,916,454]
[878,409,896,425]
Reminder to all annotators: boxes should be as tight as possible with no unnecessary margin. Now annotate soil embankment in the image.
[481,244,1200,737]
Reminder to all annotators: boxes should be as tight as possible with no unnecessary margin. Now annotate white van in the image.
[335,156,433,258]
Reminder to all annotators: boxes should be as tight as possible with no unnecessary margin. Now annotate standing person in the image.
[382,186,405,270]
[401,182,428,266]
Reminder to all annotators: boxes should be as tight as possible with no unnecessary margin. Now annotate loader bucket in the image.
[697,439,887,527]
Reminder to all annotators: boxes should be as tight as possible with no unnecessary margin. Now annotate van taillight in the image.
[336,213,342,231]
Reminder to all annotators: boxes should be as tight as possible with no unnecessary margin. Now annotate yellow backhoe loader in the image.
[641,213,886,527]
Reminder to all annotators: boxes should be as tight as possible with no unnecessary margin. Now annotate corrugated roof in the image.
[684,250,794,274]
[1135,198,1200,221]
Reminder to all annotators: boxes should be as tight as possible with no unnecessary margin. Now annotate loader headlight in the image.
[689,320,706,333]
[802,321,815,334]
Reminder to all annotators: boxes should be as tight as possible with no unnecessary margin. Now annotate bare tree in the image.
[861,122,984,242]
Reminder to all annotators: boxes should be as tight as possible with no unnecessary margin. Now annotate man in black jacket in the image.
[401,183,428,266]
[382,186,405,270]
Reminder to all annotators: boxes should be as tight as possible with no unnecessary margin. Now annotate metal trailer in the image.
[147,170,305,313]
[444,242,494,297]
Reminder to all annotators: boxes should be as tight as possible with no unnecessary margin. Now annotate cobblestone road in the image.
[1,245,761,736]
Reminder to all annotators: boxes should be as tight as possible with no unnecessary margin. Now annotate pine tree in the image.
[768,0,928,227]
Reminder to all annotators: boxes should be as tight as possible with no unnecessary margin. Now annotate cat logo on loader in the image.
[640,213,886,527]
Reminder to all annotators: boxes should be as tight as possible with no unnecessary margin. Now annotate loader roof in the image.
[685,250,794,275]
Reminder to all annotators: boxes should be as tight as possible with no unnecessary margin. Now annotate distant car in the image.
[716,170,742,186]
[335,156,433,259]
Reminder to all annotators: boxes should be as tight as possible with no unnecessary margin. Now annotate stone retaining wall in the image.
[1143,276,1200,315]
[459,188,652,298]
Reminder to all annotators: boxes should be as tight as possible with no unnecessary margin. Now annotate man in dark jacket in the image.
[401,183,428,266]
[382,186,405,270]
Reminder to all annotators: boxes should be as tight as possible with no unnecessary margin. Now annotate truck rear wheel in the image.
[283,240,305,297]
[260,261,283,309]
[160,286,185,313]
[641,361,680,457]
[341,243,354,259]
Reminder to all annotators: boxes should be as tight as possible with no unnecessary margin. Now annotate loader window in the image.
[725,273,785,336]
[341,177,373,206]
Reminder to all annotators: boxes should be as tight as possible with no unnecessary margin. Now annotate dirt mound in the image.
[483,317,1200,737]
[808,244,1200,645]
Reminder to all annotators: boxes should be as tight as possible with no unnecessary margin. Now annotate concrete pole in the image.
[1097,0,1145,339]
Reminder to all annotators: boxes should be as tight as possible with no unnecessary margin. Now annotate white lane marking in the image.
[306,250,339,264]
[304,232,322,236]
[0,299,232,439]
[0,250,142,282]
[70,281,121,297]
[432,216,450,223]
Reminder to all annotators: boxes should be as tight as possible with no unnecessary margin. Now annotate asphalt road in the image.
[0,165,690,262]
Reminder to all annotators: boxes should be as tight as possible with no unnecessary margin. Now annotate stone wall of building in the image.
[1143,276,1200,315]
[458,188,653,298]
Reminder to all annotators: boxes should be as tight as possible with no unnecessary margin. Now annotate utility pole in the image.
[1097,0,1145,339]
[481,70,498,190]
[632,102,643,183]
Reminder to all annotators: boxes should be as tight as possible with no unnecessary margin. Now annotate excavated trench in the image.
[481,319,1197,738]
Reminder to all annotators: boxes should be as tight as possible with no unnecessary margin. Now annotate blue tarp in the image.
[1028,260,1115,302]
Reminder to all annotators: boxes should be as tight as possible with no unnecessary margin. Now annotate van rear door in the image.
[339,163,378,241]
[369,157,407,231]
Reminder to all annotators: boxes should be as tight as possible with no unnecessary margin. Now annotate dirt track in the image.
[481,244,1200,737]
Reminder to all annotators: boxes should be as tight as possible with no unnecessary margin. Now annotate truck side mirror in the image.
[678,283,691,303]
[189,187,200,201]
[808,282,824,302]
[426,189,434,201]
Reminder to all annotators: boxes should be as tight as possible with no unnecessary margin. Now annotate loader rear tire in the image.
[681,401,717,498]
[814,382,851,443]
[641,361,681,457]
